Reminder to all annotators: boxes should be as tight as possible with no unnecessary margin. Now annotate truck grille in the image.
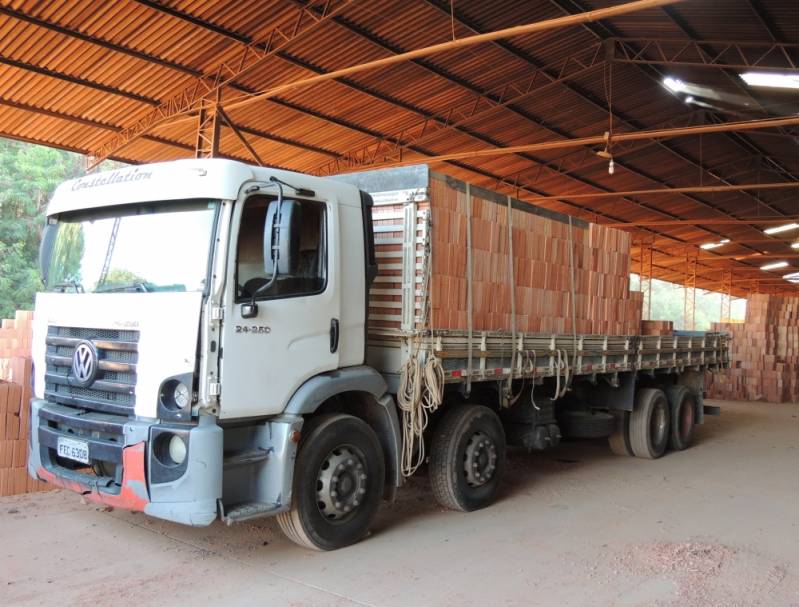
[44,325,139,416]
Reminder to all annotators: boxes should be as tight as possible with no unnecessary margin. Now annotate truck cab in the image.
[29,159,398,550]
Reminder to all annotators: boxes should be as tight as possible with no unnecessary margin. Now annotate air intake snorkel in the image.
[241,177,284,319]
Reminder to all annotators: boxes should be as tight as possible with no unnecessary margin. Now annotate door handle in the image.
[330,318,339,353]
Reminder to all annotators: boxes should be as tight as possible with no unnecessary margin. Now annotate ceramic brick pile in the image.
[427,178,642,334]
[0,311,50,496]
[641,320,674,336]
[707,294,799,403]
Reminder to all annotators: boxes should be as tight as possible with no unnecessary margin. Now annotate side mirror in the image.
[240,301,258,319]
[263,199,301,276]
[38,223,56,285]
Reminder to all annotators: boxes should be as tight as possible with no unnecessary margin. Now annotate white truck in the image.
[29,159,728,550]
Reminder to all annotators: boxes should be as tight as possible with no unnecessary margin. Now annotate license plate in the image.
[57,436,90,465]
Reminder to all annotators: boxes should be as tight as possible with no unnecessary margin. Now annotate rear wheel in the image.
[665,385,696,451]
[276,414,385,551]
[608,409,633,456]
[629,388,670,460]
[429,405,506,512]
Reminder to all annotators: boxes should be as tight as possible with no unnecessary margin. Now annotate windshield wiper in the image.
[95,282,150,293]
[52,281,84,293]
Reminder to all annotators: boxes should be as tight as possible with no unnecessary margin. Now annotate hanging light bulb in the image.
[608,158,615,175]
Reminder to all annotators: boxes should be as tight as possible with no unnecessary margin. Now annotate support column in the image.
[683,253,697,330]
[720,270,732,322]
[195,97,221,159]
[638,240,653,320]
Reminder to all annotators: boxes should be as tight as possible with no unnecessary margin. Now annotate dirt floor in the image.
[2,399,798,607]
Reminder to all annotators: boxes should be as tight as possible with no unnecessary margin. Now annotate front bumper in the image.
[28,398,222,526]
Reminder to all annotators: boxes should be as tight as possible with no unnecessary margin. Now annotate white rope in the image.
[397,348,444,477]
[505,194,517,404]
[567,216,578,390]
[396,208,444,477]
[552,348,571,400]
[466,183,473,395]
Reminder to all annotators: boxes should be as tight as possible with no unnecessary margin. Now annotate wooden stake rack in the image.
[369,328,730,386]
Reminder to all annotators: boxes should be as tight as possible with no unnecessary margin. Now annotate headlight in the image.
[159,378,192,414]
[173,382,190,409]
[168,434,187,465]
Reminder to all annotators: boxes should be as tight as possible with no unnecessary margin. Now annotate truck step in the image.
[222,501,279,524]
[223,448,270,469]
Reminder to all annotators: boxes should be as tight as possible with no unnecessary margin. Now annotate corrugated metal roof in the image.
[1,0,798,294]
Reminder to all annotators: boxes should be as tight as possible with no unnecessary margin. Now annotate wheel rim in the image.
[463,431,498,487]
[679,399,693,439]
[316,445,367,522]
[650,401,668,446]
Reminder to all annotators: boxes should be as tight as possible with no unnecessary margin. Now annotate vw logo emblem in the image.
[71,341,98,387]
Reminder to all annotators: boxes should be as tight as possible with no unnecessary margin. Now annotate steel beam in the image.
[194,98,221,159]
[218,107,265,166]
[606,215,799,227]
[217,0,684,116]
[548,0,798,230]
[0,56,158,105]
[611,37,799,71]
[0,6,202,77]
[314,43,606,175]
[356,116,799,169]
[89,0,353,163]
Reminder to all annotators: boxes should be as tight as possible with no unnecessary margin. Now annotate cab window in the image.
[236,196,327,301]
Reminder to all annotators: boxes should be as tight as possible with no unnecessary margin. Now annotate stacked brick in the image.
[0,310,49,496]
[426,177,643,335]
[641,320,674,336]
[707,294,799,403]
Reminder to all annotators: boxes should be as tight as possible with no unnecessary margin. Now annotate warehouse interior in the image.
[1,0,799,604]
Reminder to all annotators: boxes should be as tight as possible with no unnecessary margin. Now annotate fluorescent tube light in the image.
[783,272,799,281]
[761,261,789,271]
[764,223,799,235]
[740,72,799,90]
[699,239,731,250]
[663,77,687,93]
[791,242,799,249]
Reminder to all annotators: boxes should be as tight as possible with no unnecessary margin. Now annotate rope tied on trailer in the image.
[552,348,571,400]
[397,346,444,477]
[466,183,474,395]
[567,216,578,392]
[396,208,444,477]
[504,194,517,406]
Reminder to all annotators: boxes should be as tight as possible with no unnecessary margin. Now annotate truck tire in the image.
[429,404,505,512]
[276,414,385,551]
[608,409,633,456]
[559,409,616,438]
[629,388,670,460]
[665,385,696,451]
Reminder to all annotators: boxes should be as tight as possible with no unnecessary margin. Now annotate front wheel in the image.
[277,414,385,551]
[429,404,506,512]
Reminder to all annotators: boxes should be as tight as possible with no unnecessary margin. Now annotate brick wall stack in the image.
[641,320,674,336]
[425,177,643,335]
[706,294,799,403]
[0,310,49,496]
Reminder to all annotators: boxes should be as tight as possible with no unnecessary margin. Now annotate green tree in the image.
[102,267,147,287]
[48,222,85,286]
[0,139,84,317]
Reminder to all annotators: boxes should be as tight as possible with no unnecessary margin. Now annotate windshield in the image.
[45,199,218,293]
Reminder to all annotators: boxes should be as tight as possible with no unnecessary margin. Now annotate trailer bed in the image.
[368,329,730,393]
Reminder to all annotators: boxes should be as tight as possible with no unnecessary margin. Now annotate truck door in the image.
[218,192,340,418]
